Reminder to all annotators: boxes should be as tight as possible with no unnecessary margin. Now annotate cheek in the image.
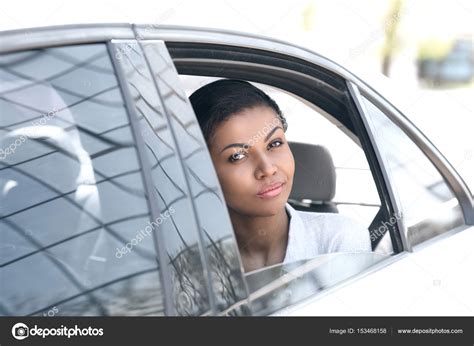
[276,147,295,179]
[215,164,253,198]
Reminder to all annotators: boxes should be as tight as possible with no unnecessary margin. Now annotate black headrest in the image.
[289,142,336,202]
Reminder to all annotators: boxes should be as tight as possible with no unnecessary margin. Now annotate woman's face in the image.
[209,106,295,217]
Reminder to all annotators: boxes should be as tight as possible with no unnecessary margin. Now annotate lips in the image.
[257,182,284,199]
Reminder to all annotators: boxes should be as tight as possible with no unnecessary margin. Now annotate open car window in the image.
[180,75,393,255]
[176,68,398,313]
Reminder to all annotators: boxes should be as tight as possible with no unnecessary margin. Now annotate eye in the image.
[268,139,284,150]
[228,150,247,163]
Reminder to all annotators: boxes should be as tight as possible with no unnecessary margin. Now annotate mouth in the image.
[257,182,284,199]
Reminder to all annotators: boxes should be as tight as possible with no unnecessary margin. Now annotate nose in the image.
[254,153,277,180]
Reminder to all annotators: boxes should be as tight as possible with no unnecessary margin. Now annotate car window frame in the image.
[163,41,404,254]
[348,81,474,249]
[158,32,473,249]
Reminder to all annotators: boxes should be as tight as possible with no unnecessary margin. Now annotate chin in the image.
[234,197,287,217]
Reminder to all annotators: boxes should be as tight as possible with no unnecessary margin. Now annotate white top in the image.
[282,203,372,264]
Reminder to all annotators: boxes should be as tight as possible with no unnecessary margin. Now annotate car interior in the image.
[287,142,338,214]
[168,42,403,254]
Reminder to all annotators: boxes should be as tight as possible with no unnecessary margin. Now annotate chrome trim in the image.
[348,82,410,251]
[0,24,134,53]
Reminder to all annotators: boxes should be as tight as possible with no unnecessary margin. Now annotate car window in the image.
[0,44,165,315]
[409,92,474,198]
[119,41,250,316]
[359,95,465,247]
[177,73,397,314]
[180,76,391,254]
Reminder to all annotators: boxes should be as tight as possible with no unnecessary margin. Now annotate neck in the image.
[229,205,290,271]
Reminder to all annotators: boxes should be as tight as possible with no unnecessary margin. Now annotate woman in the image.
[190,79,371,273]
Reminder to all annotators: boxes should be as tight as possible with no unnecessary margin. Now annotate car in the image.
[1,24,473,317]
[417,37,474,85]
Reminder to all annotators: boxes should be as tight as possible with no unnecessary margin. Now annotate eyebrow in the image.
[219,126,283,153]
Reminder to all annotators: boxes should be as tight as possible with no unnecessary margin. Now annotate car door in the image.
[0,25,250,317]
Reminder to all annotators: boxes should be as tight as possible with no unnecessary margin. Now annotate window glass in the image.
[361,96,464,247]
[117,41,250,315]
[0,44,164,316]
[245,252,388,316]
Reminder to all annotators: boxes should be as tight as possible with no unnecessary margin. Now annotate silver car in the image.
[1,24,472,316]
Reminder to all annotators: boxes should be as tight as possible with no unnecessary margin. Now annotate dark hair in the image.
[189,79,287,143]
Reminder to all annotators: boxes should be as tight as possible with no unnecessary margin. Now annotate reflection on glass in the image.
[244,252,388,316]
[142,41,250,315]
[0,44,164,316]
[115,41,215,316]
[362,97,464,246]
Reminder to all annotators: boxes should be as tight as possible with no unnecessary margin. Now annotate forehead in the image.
[212,106,281,145]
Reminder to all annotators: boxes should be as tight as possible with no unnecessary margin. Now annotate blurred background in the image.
[1,0,472,188]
